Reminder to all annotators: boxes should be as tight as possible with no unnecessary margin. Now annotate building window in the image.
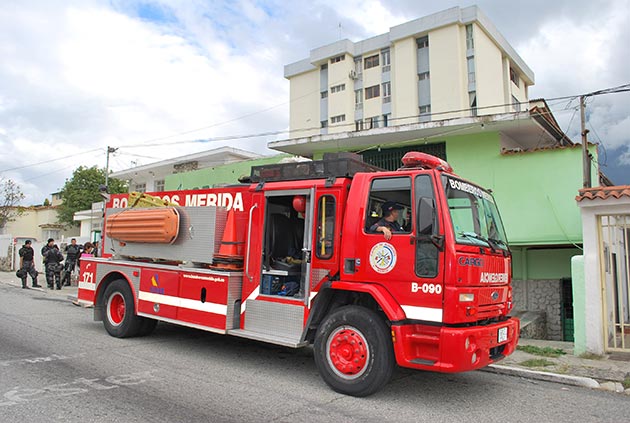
[365,85,380,100]
[467,57,475,84]
[354,56,362,76]
[355,89,363,110]
[330,84,345,93]
[330,114,346,124]
[364,54,379,69]
[510,67,519,87]
[381,48,391,72]
[355,119,364,131]
[44,229,61,241]
[469,92,477,116]
[466,24,474,51]
[417,36,429,49]
[418,72,430,81]
[321,64,328,70]
[512,95,521,112]
[321,91,328,99]
[321,120,328,128]
[419,105,431,123]
[382,81,391,103]
[134,183,146,193]
[383,113,391,127]
[155,179,165,192]
[365,116,379,129]
[330,55,345,64]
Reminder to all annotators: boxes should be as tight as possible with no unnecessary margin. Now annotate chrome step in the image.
[228,329,307,348]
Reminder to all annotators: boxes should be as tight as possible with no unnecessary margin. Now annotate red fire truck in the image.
[78,152,519,396]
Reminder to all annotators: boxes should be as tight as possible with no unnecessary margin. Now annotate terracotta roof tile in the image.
[576,185,630,202]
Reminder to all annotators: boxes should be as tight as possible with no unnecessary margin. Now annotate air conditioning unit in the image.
[349,70,357,80]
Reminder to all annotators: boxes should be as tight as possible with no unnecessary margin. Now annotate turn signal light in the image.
[466,306,477,316]
[459,293,475,302]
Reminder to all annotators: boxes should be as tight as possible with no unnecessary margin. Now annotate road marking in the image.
[0,370,159,407]
[0,353,86,368]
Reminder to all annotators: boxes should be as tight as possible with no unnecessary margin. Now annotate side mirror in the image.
[417,197,436,236]
[418,197,444,251]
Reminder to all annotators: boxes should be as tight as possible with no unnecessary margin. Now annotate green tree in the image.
[57,166,127,226]
[0,178,25,229]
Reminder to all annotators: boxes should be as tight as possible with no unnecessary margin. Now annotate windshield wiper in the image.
[459,232,499,252]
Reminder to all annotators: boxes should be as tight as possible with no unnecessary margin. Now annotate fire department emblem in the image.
[369,242,397,274]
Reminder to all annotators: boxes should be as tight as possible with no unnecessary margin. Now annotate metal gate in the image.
[599,214,630,351]
[361,142,446,171]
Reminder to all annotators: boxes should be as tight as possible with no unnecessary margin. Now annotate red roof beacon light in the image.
[400,151,453,173]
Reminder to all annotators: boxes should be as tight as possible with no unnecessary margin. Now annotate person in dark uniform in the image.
[62,238,81,286]
[41,238,64,290]
[18,240,41,289]
[370,201,404,240]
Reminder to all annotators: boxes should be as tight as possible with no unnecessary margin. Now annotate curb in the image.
[483,364,600,389]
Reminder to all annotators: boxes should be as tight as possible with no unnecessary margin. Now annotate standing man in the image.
[18,240,41,289]
[62,238,81,286]
[369,201,404,240]
[41,238,64,290]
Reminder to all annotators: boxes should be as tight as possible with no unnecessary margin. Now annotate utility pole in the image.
[105,146,118,188]
[580,96,591,188]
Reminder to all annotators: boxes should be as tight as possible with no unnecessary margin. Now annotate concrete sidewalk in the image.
[1,270,629,394]
[1,270,80,302]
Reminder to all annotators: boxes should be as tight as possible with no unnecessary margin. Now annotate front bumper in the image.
[391,317,519,372]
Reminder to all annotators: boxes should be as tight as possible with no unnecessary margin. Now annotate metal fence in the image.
[599,214,630,351]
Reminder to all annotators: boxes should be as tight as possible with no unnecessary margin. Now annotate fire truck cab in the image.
[78,152,519,397]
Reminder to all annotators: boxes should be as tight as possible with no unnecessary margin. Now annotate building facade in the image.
[110,147,265,193]
[272,6,606,341]
[285,6,533,138]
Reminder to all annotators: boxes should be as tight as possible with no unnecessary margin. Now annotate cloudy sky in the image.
[1,0,628,205]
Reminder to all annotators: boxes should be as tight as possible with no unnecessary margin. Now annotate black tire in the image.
[137,318,158,337]
[102,279,143,338]
[313,305,395,397]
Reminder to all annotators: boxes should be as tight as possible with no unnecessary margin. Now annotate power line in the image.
[4,83,628,173]
[0,148,103,174]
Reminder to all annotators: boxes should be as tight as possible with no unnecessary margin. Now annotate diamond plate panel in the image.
[244,300,305,341]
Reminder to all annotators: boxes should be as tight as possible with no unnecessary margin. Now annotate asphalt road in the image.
[1,282,629,423]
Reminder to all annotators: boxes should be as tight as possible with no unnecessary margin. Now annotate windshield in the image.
[442,175,509,251]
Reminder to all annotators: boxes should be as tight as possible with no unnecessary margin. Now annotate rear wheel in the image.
[314,305,395,397]
[102,279,143,338]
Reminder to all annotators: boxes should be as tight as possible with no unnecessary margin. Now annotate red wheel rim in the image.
[326,326,370,379]
[107,292,125,326]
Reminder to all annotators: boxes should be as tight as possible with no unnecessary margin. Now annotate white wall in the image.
[392,37,418,125]
[474,23,507,115]
[428,25,468,119]
[327,55,353,134]
[289,69,320,138]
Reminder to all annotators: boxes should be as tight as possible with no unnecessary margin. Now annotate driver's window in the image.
[364,177,412,234]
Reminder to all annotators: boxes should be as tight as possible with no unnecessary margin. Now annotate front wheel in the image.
[102,279,143,338]
[314,305,395,397]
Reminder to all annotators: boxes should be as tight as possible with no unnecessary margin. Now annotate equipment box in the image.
[261,274,284,295]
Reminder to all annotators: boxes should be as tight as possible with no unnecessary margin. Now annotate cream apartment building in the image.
[285,6,533,137]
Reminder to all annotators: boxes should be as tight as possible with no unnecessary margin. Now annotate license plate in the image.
[497,327,508,343]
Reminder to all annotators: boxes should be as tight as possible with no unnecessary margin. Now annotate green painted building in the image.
[267,104,602,341]
[164,155,289,190]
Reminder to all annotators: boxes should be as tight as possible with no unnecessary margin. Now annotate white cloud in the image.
[0,0,629,205]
